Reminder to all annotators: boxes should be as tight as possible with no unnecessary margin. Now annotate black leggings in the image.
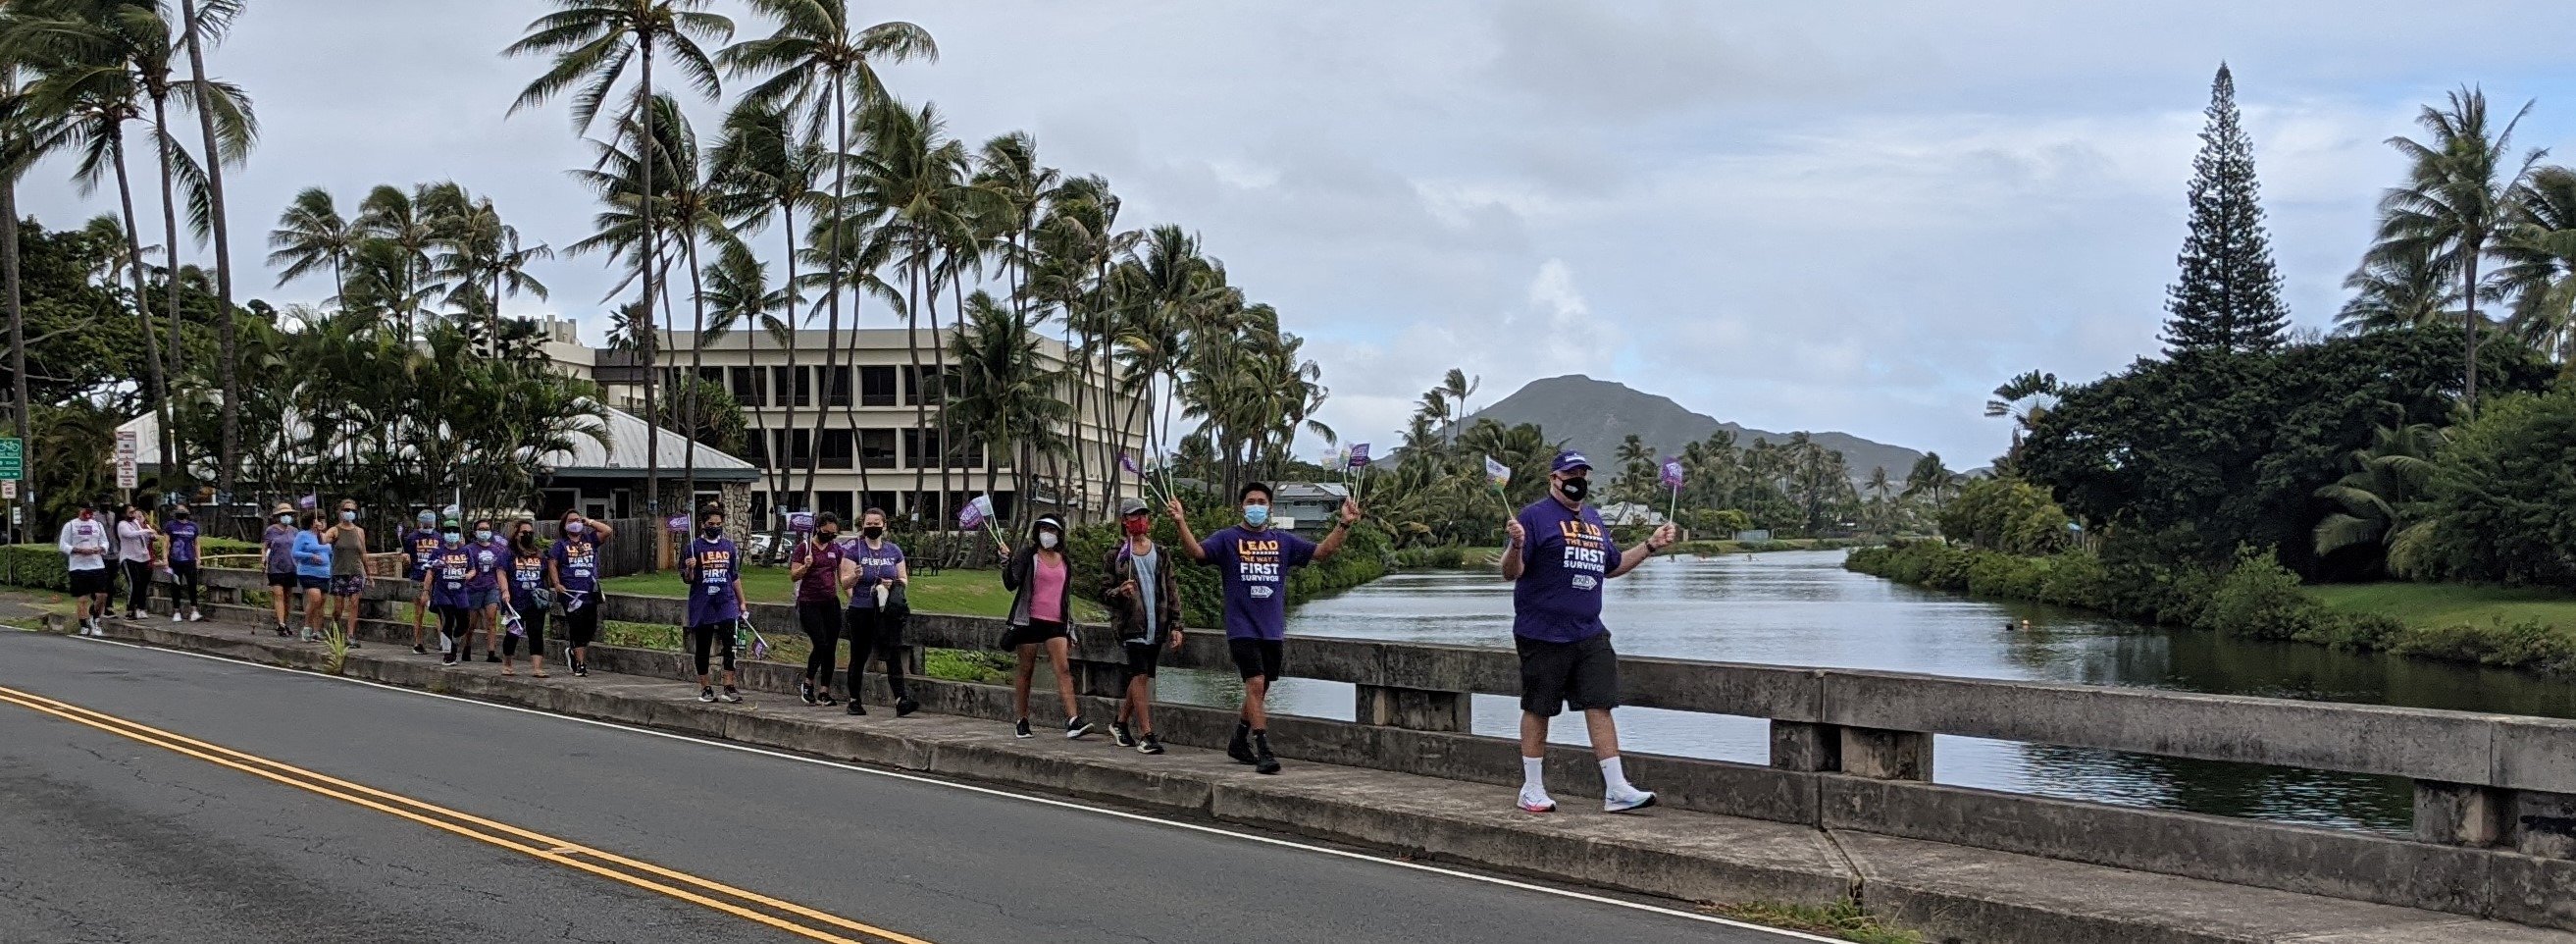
[436,604,472,649]
[123,559,153,613]
[688,623,737,677]
[797,602,841,686]
[845,606,909,699]
[503,606,548,657]
[167,560,199,610]
[560,601,599,651]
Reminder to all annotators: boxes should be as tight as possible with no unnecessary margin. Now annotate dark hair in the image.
[815,512,841,527]
[1239,482,1272,501]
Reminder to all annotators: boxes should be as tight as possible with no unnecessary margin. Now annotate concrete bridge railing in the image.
[190,567,2576,930]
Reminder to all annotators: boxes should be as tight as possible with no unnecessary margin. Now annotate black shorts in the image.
[69,568,112,598]
[297,575,330,594]
[1001,618,1068,649]
[1517,634,1621,717]
[1122,641,1164,683]
[1227,637,1284,682]
[267,570,296,590]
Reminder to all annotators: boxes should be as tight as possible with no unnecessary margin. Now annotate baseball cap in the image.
[1118,498,1151,516]
[1551,450,1593,475]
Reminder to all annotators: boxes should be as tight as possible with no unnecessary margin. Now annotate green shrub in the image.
[2391,618,2576,671]
[2035,548,2110,608]
[2195,548,2321,641]
[0,544,69,591]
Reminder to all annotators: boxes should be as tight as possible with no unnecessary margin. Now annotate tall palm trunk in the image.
[179,0,240,515]
[638,41,663,522]
[110,128,175,499]
[904,255,929,524]
[753,201,795,516]
[2464,251,2483,416]
[683,229,707,506]
[152,98,188,490]
[938,269,959,525]
[804,80,848,514]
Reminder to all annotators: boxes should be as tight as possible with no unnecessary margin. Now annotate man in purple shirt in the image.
[1502,450,1676,814]
[682,508,745,704]
[402,509,442,654]
[1169,482,1360,775]
[163,503,204,622]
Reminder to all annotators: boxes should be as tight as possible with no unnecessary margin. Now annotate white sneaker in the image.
[172,612,183,623]
[1604,788,1658,813]
[1518,789,1558,813]
[187,611,206,622]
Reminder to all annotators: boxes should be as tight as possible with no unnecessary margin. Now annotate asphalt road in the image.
[0,629,1813,944]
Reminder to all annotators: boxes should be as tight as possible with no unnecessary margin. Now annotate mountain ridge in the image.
[1457,375,1932,487]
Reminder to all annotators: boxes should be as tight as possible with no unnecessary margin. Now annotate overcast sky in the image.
[22,1,2576,468]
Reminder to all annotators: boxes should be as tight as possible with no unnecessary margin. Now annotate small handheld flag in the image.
[1660,458,1685,489]
[956,495,990,530]
[1483,455,1512,488]
[1347,444,1370,469]
[296,494,318,510]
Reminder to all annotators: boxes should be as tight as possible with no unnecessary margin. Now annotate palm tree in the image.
[431,191,553,355]
[950,290,1066,525]
[0,63,50,513]
[353,184,440,337]
[175,0,251,513]
[2313,413,2447,574]
[1903,452,1960,510]
[700,243,789,495]
[709,98,821,509]
[1984,370,2061,458]
[849,97,984,521]
[1614,433,1651,466]
[267,186,358,302]
[2496,166,2576,364]
[1865,465,1895,535]
[2370,87,2547,415]
[2336,241,2456,335]
[508,0,734,519]
[1439,367,1479,439]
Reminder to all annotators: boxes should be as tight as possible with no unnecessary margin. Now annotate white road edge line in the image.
[67,634,1841,943]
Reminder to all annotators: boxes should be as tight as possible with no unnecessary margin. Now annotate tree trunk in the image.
[111,129,175,501]
[684,229,706,508]
[639,39,662,521]
[179,0,240,520]
[152,98,188,493]
[905,257,928,525]
[2465,249,2482,417]
[806,82,849,515]
[936,270,958,526]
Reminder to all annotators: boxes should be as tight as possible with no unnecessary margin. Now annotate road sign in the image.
[1,480,16,499]
[0,437,20,480]
[115,431,139,490]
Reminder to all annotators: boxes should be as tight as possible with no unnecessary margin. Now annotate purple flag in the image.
[956,494,995,530]
[1119,452,1143,477]
[1661,457,1686,489]
[787,511,814,533]
[296,494,318,510]
[665,514,690,534]
[1347,444,1371,469]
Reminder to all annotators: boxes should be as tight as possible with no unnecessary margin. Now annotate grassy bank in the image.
[1389,537,1874,571]
[1848,541,2576,674]
[598,566,1107,621]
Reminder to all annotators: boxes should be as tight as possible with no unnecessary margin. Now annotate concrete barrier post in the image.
[1770,720,1843,772]
[2512,790,2576,858]
[1355,684,1471,732]
[1838,726,1933,781]
[2416,780,2512,847]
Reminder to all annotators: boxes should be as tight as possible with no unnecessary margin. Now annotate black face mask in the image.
[815,531,839,545]
[701,526,724,540]
[515,533,537,551]
[1558,477,1591,503]
[862,526,884,540]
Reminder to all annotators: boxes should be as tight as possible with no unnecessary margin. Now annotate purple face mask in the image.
[565,521,585,535]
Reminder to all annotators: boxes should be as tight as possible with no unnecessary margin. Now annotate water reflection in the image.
[1153,551,2576,836]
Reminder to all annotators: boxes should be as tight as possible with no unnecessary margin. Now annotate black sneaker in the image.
[895,696,918,717]
[484,652,499,663]
[1066,716,1094,740]
[573,662,588,677]
[1013,718,1034,740]
[1253,733,1282,775]
[1227,724,1258,765]
[720,687,743,704]
[1139,734,1164,756]
[847,700,867,716]
[697,687,717,704]
[1112,722,1137,748]
[412,644,428,655]
[441,654,457,666]
[815,690,840,707]
[799,682,818,706]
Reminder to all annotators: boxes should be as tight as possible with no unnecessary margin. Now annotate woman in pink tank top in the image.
[999,514,1091,741]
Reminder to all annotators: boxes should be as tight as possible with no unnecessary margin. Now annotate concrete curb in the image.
[76,616,2576,944]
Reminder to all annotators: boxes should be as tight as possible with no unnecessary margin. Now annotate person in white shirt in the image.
[58,499,114,636]
[115,502,159,620]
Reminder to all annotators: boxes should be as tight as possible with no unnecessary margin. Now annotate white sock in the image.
[1520,756,1547,794]
[1601,757,1634,795]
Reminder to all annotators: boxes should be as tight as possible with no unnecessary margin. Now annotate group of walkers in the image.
[54,447,1672,813]
[55,498,207,636]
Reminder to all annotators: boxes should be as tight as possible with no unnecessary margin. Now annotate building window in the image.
[825,366,852,407]
[772,429,813,468]
[771,366,811,407]
[860,429,897,469]
[729,366,765,406]
[745,429,770,464]
[902,366,955,405]
[820,429,854,469]
[860,366,898,406]
[819,490,854,521]
[902,429,941,469]
[697,366,724,389]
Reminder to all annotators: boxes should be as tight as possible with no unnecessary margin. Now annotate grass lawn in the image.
[598,566,1105,622]
[2309,582,2576,630]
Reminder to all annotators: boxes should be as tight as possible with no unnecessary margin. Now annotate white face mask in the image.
[1037,532,1059,550]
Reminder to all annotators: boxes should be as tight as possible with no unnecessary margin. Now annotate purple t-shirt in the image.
[165,520,200,563]
[791,538,849,604]
[1198,525,1317,641]
[685,536,743,626]
[845,539,905,609]
[509,551,547,609]
[405,529,443,577]
[262,524,298,573]
[466,541,505,591]
[547,535,604,596]
[1512,499,1620,644]
[427,546,476,609]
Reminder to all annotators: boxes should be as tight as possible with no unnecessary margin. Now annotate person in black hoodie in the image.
[1100,498,1185,754]
[996,514,1090,741]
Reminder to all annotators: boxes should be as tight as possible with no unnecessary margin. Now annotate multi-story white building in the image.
[557,323,1149,527]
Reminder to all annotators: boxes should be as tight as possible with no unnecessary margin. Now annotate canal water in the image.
[1159,550,2576,836]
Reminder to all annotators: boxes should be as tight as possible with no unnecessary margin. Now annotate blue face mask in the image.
[442,532,462,546]
[1241,503,1269,527]
[475,530,492,543]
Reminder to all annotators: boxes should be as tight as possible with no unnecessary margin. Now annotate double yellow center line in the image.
[0,684,930,944]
